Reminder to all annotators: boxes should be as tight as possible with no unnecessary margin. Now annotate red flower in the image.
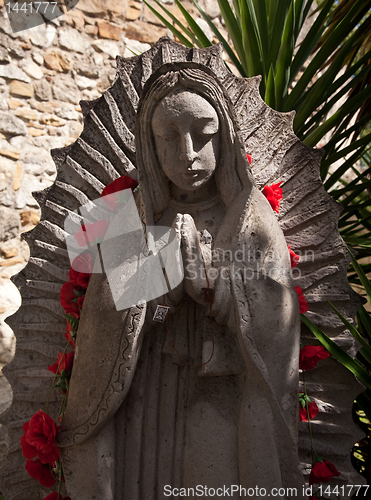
[44,494,72,500]
[48,352,74,377]
[246,153,252,165]
[60,282,84,315]
[299,345,330,371]
[21,411,59,464]
[288,245,300,268]
[74,219,109,247]
[25,459,56,487]
[309,458,340,485]
[262,182,283,213]
[299,393,319,421]
[295,286,309,314]
[101,175,138,211]
[69,253,92,289]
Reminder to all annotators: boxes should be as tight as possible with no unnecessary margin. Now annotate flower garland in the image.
[20,176,138,499]
[20,159,339,495]
[260,165,340,492]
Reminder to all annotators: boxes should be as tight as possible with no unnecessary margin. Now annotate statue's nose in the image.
[179,132,197,163]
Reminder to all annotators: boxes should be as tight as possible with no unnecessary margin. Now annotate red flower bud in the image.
[74,219,109,247]
[294,286,308,314]
[48,352,74,377]
[262,182,283,213]
[69,253,92,289]
[21,411,59,464]
[60,282,84,315]
[309,458,340,485]
[299,345,330,371]
[288,245,300,268]
[299,393,319,421]
[101,175,138,211]
[25,459,56,487]
[246,153,252,165]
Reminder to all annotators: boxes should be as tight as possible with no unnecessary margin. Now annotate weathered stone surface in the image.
[0,158,16,192]
[40,114,66,127]
[55,104,81,121]
[0,246,18,258]
[34,79,53,101]
[0,65,31,83]
[75,61,100,78]
[74,75,97,90]
[27,24,57,48]
[15,108,38,121]
[7,98,24,110]
[62,10,85,30]
[0,207,19,241]
[0,112,27,136]
[59,27,91,53]
[44,49,72,72]
[85,24,99,36]
[92,39,122,59]
[97,20,121,41]
[20,209,40,226]
[0,47,10,64]
[0,148,20,160]
[123,37,151,58]
[52,76,81,104]
[203,0,220,19]
[28,127,46,136]
[19,59,44,80]
[8,81,34,98]
[77,0,126,15]
[32,52,44,65]
[29,100,55,113]
[124,20,167,43]
[12,163,22,191]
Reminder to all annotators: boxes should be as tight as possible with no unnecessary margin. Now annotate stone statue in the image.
[57,63,305,499]
[0,39,363,500]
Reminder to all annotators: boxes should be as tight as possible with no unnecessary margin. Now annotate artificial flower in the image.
[25,459,56,487]
[299,392,319,421]
[48,352,74,377]
[295,286,309,314]
[299,345,330,371]
[44,493,71,500]
[74,219,109,247]
[68,253,93,289]
[246,153,252,165]
[262,182,283,213]
[288,245,300,268]
[60,282,84,315]
[101,175,138,211]
[21,411,59,464]
[309,458,340,485]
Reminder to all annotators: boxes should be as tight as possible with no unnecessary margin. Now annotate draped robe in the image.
[58,183,305,500]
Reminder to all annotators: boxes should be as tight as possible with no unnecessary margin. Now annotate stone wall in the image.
[0,0,223,481]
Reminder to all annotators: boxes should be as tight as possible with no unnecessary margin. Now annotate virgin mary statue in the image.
[58,62,305,499]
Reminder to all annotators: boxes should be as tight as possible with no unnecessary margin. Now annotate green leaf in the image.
[301,314,371,389]
[327,301,371,359]
[265,64,276,108]
[357,307,371,341]
[239,0,265,79]
[274,1,295,109]
[191,0,246,76]
[266,0,291,73]
[175,0,212,47]
[217,0,247,71]
[347,248,371,305]
[143,0,194,47]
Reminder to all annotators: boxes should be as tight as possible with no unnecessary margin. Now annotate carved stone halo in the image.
[0,37,363,499]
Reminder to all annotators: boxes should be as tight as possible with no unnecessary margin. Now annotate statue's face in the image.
[151,90,220,192]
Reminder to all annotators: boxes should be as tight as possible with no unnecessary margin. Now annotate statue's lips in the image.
[182,171,203,178]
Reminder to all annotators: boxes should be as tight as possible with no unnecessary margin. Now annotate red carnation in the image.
[299,345,330,371]
[48,352,74,377]
[309,458,340,485]
[295,286,309,314]
[25,459,56,487]
[60,282,84,315]
[262,182,283,213]
[21,411,59,464]
[69,253,93,289]
[288,245,300,268]
[101,175,138,211]
[299,393,319,421]
[74,219,109,247]
[246,153,252,165]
